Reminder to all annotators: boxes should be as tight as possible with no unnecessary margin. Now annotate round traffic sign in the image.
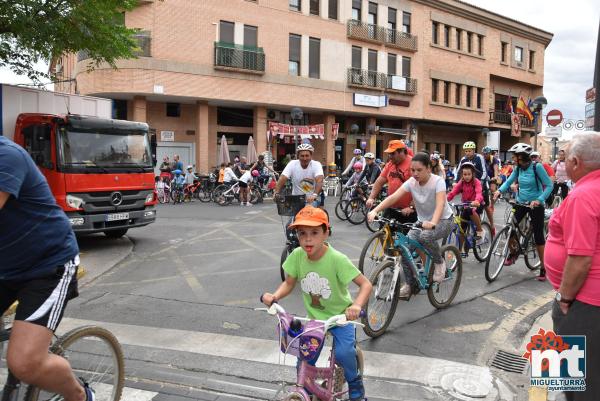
[546,109,563,127]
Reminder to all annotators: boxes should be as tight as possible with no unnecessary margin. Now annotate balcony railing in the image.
[77,31,152,62]
[347,68,417,95]
[490,110,534,128]
[347,20,418,51]
[214,42,265,74]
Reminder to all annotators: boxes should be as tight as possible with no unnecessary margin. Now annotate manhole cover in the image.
[490,349,529,374]
[452,377,489,398]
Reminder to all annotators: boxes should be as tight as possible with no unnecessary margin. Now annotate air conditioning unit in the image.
[267,110,281,121]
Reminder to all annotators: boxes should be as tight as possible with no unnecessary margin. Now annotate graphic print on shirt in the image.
[299,178,315,194]
[301,272,331,309]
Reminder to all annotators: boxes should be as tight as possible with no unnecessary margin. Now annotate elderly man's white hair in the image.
[569,132,600,170]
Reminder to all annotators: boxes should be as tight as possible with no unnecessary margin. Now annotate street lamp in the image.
[290,107,304,151]
[531,96,547,150]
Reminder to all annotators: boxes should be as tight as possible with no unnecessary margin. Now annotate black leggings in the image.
[513,204,546,245]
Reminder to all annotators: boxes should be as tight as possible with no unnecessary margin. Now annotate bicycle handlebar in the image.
[257,298,365,328]
[374,216,423,230]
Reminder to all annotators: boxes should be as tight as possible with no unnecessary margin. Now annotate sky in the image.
[0,1,598,134]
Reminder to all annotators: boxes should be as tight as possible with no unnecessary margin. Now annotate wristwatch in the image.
[555,292,574,305]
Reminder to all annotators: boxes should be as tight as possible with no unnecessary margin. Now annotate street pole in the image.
[290,107,303,153]
[552,138,558,161]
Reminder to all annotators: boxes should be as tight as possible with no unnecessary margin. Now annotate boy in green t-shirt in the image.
[261,206,372,401]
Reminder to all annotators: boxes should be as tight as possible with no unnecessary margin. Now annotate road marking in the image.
[442,321,495,333]
[94,275,180,287]
[222,228,280,262]
[482,295,513,310]
[477,289,554,364]
[262,214,281,224]
[223,322,241,330]
[169,250,205,300]
[244,210,261,215]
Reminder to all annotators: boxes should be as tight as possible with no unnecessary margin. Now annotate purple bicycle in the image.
[256,302,365,401]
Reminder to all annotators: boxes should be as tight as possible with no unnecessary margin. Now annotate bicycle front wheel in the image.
[523,231,541,270]
[427,245,462,309]
[362,260,399,338]
[358,230,389,278]
[345,197,366,225]
[334,200,349,221]
[26,326,124,401]
[473,221,493,262]
[485,225,511,282]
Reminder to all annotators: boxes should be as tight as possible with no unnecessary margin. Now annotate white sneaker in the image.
[476,231,486,246]
[433,261,447,283]
[398,283,412,299]
[246,202,253,207]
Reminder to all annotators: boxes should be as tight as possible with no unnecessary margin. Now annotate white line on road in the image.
[442,321,495,333]
[482,294,513,310]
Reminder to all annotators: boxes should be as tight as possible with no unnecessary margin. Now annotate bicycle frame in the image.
[448,204,479,250]
[392,231,434,290]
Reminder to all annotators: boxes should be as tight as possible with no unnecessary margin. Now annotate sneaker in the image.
[536,269,546,281]
[398,283,412,300]
[504,256,516,266]
[348,376,365,401]
[476,231,486,246]
[240,202,246,206]
[246,202,253,207]
[433,261,447,283]
[460,252,469,258]
[80,379,95,401]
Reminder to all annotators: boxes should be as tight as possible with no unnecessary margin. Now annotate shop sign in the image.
[390,75,407,91]
[160,130,174,142]
[335,145,342,151]
[586,87,595,103]
[353,93,387,108]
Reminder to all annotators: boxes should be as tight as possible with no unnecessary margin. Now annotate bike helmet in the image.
[251,170,259,177]
[482,146,492,154]
[459,161,476,172]
[463,141,477,150]
[530,151,540,157]
[353,162,363,170]
[172,169,182,175]
[430,153,440,160]
[353,148,362,155]
[364,152,375,159]
[187,165,193,170]
[296,143,314,153]
[442,160,451,166]
[375,158,382,164]
[508,143,533,155]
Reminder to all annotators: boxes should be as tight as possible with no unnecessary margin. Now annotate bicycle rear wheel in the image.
[345,197,366,225]
[485,225,511,282]
[473,222,493,262]
[358,230,389,278]
[523,231,541,270]
[334,200,349,221]
[365,210,381,232]
[362,260,399,338]
[26,326,124,401]
[427,245,462,309]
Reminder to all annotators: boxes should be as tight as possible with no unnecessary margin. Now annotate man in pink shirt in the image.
[545,132,600,401]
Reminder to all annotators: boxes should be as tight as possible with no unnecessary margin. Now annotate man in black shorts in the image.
[0,136,94,401]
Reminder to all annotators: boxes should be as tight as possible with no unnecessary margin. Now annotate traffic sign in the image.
[546,109,563,127]
[545,126,562,138]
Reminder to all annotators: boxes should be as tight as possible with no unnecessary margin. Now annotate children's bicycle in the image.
[444,203,493,262]
[256,301,364,401]
[0,316,124,401]
[362,219,462,338]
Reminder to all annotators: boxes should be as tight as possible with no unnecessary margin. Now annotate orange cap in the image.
[289,206,330,229]
[383,140,407,153]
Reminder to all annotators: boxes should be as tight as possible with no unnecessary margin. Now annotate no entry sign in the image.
[546,109,563,127]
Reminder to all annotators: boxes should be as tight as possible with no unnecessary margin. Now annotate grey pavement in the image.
[68,198,556,401]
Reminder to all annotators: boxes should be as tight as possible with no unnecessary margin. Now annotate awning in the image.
[378,127,408,137]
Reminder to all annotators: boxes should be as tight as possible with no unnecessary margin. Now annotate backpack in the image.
[515,162,543,190]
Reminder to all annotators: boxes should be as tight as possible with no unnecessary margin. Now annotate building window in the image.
[443,81,450,104]
[477,34,484,56]
[529,50,535,69]
[352,46,362,69]
[166,103,181,117]
[328,0,338,19]
[368,2,377,25]
[402,12,411,33]
[219,20,234,43]
[388,7,396,31]
[444,25,450,47]
[515,46,523,62]
[387,53,397,76]
[289,34,301,76]
[432,79,439,102]
[309,37,320,78]
[466,86,472,107]
[244,25,257,48]
[501,42,508,63]
[476,88,483,109]
[432,22,439,44]
[402,56,410,77]
[467,32,473,53]
[368,49,377,71]
[310,0,319,15]
[456,29,462,50]
[455,84,462,106]
[289,0,301,12]
[352,0,361,21]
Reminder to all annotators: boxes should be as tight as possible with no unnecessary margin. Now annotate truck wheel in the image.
[104,229,128,239]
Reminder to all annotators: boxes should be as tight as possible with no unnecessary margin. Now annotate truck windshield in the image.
[59,130,152,169]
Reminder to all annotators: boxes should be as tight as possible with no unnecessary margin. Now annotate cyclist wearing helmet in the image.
[275,142,324,207]
[345,162,368,198]
[342,149,365,177]
[358,152,381,184]
[494,143,553,280]
[457,142,491,225]
[430,153,445,179]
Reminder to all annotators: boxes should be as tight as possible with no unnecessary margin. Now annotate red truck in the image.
[1,84,157,238]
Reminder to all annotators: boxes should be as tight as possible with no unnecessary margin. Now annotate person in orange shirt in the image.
[218,163,225,184]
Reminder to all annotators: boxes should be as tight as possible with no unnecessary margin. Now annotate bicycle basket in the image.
[278,314,325,361]
[276,195,306,216]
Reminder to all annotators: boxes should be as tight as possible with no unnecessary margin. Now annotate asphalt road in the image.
[69,197,554,400]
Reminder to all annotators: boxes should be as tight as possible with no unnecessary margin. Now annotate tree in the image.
[0,0,149,82]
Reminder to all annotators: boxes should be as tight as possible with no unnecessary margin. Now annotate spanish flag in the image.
[516,96,534,121]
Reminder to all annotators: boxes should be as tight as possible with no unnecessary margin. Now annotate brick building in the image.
[54,0,553,173]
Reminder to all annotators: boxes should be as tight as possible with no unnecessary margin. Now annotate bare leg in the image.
[471,213,483,233]
[7,321,85,401]
[537,244,545,271]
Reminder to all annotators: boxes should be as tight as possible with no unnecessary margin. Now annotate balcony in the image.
[347,68,417,95]
[77,31,151,62]
[347,20,418,52]
[490,110,534,128]
[214,42,265,74]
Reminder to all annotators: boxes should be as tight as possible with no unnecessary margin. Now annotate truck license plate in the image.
[106,213,129,222]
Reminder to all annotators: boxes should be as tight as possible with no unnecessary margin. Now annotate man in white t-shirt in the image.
[274,142,324,207]
[223,163,237,184]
